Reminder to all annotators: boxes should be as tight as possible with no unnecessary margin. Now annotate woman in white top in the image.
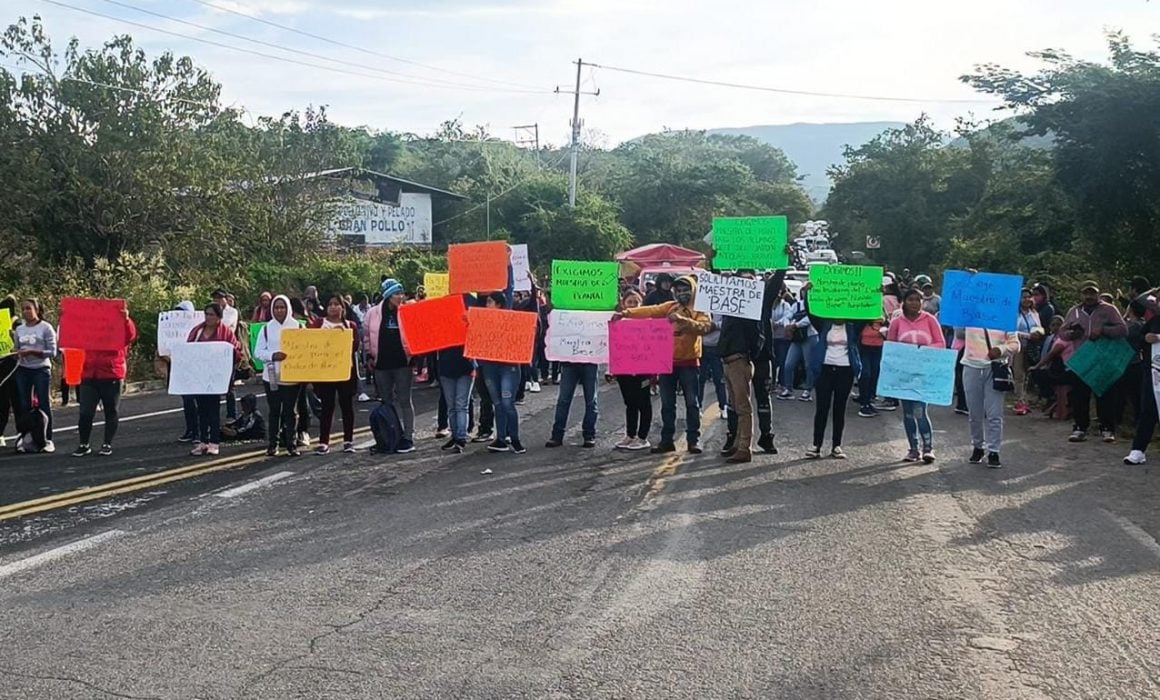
[802,282,864,459]
[255,294,302,457]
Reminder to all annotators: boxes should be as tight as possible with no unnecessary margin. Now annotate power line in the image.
[584,60,999,105]
[93,0,550,94]
[433,151,569,227]
[183,0,545,93]
[37,0,548,94]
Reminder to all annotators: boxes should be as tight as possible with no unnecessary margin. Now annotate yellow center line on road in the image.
[643,404,721,499]
[0,426,373,521]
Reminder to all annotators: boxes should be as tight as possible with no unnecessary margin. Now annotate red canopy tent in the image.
[615,243,706,267]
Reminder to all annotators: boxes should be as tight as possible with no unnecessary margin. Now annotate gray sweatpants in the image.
[375,367,415,441]
[961,365,1004,454]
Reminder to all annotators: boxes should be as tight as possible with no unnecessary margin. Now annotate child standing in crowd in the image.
[887,288,946,463]
[310,294,359,455]
[73,304,137,457]
[366,278,416,454]
[186,303,242,456]
[961,326,1021,468]
[256,295,302,457]
[611,289,652,451]
[14,298,57,453]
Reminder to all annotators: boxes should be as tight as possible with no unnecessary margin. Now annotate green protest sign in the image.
[1066,338,1136,396]
[711,216,789,270]
[249,322,266,371]
[551,260,620,310]
[807,264,884,320]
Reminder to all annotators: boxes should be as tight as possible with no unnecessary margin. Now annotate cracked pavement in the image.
[1,383,1159,698]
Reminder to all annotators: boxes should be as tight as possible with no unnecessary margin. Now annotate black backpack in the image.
[369,403,402,454]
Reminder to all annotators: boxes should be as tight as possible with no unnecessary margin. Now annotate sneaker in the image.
[858,406,879,418]
[530,381,542,393]
[798,391,813,402]
[441,438,458,451]
[849,390,861,402]
[582,439,596,449]
[487,439,511,453]
[987,452,1002,469]
[296,432,311,447]
[177,432,196,443]
[0,436,6,448]
[1124,450,1147,465]
[650,442,676,454]
[15,441,26,454]
[524,381,532,392]
[628,438,651,451]
[922,449,935,465]
[266,446,278,457]
[42,440,56,454]
[687,442,703,454]
[190,442,207,456]
[615,436,635,449]
[1100,429,1116,443]
[452,440,465,454]
[395,439,416,454]
[830,447,846,459]
[72,444,91,457]
[954,407,969,416]
[805,445,822,459]
[205,443,220,456]
[720,434,737,456]
[287,446,300,457]
[98,444,113,457]
[726,451,752,464]
[904,449,920,462]
[343,442,356,453]
[435,428,451,439]
[315,444,331,455]
[515,398,526,406]
[756,434,777,454]
[876,400,899,412]
[356,392,371,402]
[472,431,494,443]
[1068,430,1087,443]
[510,439,527,454]
[1013,401,1030,416]
[545,437,564,448]
[776,389,793,401]
[969,447,985,464]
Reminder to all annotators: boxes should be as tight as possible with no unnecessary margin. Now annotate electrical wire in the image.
[433,151,570,227]
[584,61,998,105]
[94,0,551,94]
[184,0,546,92]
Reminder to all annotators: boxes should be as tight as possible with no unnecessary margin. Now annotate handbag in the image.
[983,332,1015,392]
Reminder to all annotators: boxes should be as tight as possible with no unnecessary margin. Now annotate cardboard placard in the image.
[62,348,85,387]
[807,265,884,321]
[877,341,958,406]
[449,241,509,294]
[168,341,234,395]
[1066,338,1135,397]
[279,328,354,383]
[693,271,764,320]
[940,270,1024,332]
[0,309,13,356]
[608,319,674,375]
[545,310,613,364]
[58,297,128,351]
[464,307,537,364]
[510,244,531,292]
[398,295,468,355]
[157,310,206,358]
[711,216,789,270]
[423,273,450,299]
[550,260,620,311]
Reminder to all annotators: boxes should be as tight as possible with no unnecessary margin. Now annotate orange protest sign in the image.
[449,241,509,294]
[398,295,468,355]
[58,297,127,351]
[62,348,85,386]
[464,307,536,364]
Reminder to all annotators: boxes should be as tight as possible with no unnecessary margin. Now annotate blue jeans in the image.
[659,366,701,445]
[698,345,728,413]
[15,366,52,440]
[783,337,816,391]
[552,363,599,440]
[440,374,474,441]
[482,363,520,443]
[772,338,791,388]
[859,345,883,407]
[902,400,933,451]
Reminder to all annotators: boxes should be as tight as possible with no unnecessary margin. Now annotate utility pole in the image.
[556,58,599,207]
[512,123,541,168]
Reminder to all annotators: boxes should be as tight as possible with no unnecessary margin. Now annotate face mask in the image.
[675,291,692,305]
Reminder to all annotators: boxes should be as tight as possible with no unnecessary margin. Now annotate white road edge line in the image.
[0,530,127,580]
[216,471,295,499]
[5,393,267,437]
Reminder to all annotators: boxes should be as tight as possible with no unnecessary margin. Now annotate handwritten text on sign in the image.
[545,310,613,363]
[939,270,1024,332]
[694,271,764,320]
[398,295,468,355]
[712,216,789,270]
[550,260,620,310]
[449,241,509,294]
[279,328,354,383]
[807,265,884,321]
[510,244,531,292]
[157,310,206,357]
[423,273,449,299]
[877,341,958,406]
[609,319,675,375]
[58,297,127,352]
[168,341,234,395]
[464,307,537,364]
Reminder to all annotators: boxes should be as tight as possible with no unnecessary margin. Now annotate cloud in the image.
[207,0,315,17]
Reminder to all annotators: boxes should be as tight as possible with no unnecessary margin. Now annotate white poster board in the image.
[693,271,765,320]
[545,310,612,364]
[168,341,234,395]
[1152,342,1160,417]
[511,244,531,292]
[157,310,205,357]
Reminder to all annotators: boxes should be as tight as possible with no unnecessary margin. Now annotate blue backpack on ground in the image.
[369,402,403,454]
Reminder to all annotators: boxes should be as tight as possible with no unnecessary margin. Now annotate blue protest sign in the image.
[940,270,1024,332]
[878,341,959,406]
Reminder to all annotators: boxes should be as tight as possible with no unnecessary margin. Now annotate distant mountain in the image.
[709,122,906,203]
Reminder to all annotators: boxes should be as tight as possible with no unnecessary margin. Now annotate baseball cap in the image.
[1079,280,1100,293]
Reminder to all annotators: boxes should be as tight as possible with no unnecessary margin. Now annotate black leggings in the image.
[266,382,302,450]
[317,376,357,444]
[813,365,855,448]
[78,379,122,445]
[617,375,653,439]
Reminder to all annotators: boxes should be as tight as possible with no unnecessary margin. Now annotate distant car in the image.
[637,266,700,294]
[785,270,810,284]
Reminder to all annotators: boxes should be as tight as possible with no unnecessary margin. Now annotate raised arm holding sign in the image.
[449,241,510,294]
[940,271,1024,332]
[711,216,789,270]
[806,265,884,320]
[59,297,128,351]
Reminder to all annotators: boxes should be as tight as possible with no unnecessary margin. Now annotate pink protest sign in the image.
[608,318,674,375]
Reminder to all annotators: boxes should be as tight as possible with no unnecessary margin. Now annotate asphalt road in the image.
[1,379,1158,699]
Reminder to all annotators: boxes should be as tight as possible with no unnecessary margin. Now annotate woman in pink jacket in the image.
[886,287,946,464]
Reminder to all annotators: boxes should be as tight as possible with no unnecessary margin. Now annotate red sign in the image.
[58,297,128,352]
[464,307,536,364]
[398,295,468,355]
[449,241,510,294]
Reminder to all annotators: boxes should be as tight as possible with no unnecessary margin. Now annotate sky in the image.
[5,0,1160,146]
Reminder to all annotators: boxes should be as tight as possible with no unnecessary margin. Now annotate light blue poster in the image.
[878,341,959,406]
[940,270,1024,332]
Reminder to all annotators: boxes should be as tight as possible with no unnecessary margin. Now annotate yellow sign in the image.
[0,310,12,355]
[424,273,450,299]
[279,328,353,383]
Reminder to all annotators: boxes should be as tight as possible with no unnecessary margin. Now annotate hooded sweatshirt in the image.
[620,274,712,367]
[254,294,300,385]
[1062,300,1127,352]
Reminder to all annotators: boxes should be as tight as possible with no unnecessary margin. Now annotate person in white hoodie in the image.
[255,295,302,457]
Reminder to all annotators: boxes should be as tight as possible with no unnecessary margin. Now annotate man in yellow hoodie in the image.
[614,274,712,454]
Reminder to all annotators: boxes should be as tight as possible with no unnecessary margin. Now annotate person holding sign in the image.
[72,305,137,457]
[255,295,304,457]
[1124,296,1160,465]
[186,304,243,456]
[886,288,946,464]
[0,296,19,447]
[1061,281,1129,443]
[13,298,58,453]
[366,278,416,454]
[475,290,528,455]
[615,274,712,454]
[609,289,653,451]
[308,295,360,455]
[960,326,1021,469]
[801,283,863,460]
